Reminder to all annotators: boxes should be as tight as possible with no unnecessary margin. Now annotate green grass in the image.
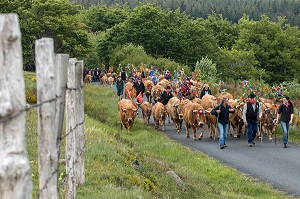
[25,82,296,198]
[24,71,36,91]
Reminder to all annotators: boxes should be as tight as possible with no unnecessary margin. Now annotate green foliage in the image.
[204,12,238,49]
[217,48,264,81]
[195,57,217,82]
[71,0,300,28]
[96,4,218,69]
[109,43,190,73]
[110,43,153,67]
[0,0,91,70]
[83,4,130,32]
[235,15,300,83]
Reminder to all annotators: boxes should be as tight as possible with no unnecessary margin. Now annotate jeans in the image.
[218,123,228,145]
[280,121,290,144]
[117,89,123,97]
[247,121,258,144]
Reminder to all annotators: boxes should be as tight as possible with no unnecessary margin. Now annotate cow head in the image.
[122,108,138,125]
[193,109,206,128]
[146,105,152,117]
[160,107,167,121]
[173,103,183,119]
[234,104,244,122]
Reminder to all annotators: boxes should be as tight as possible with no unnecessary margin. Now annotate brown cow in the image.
[100,75,108,85]
[217,93,233,104]
[152,102,167,130]
[166,97,184,133]
[124,82,136,100]
[141,101,152,125]
[183,102,206,141]
[118,99,138,131]
[201,94,217,109]
[201,94,218,139]
[205,107,218,140]
[228,99,245,138]
[151,85,165,103]
[143,80,154,102]
[107,76,114,87]
[158,75,164,82]
[157,79,171,89]
[84,74,92,83]
[259,102,277,141]
[192,98,202,104]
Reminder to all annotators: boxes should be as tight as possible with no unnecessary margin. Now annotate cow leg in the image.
[176,121,181,134]
[162,120,165,131]
[237,125,242,138]
[199,128,204,140]
[154,119,159,130]
[185,123,190,138]
[192,127,197,141]
[207,124,212,139]
[229,122,234,137]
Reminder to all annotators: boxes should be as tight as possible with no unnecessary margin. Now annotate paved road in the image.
[137,103,300,197]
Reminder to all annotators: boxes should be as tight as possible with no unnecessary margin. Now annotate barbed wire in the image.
[0,86,82,124]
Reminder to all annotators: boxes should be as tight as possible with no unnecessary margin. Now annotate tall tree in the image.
[0,0,91,70]
[235,15,300,82]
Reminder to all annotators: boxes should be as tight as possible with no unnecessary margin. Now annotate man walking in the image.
[242,92,262,147]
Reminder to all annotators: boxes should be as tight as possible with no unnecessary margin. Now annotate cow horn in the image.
[122,108,127,112]
[192,110,197,114]
[173,104,179,107]
[205,110,211,113]
[133,109,137,112]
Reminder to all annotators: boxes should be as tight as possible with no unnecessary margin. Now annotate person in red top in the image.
[276,96,294,148]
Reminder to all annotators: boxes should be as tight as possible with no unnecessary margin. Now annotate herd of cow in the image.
[95,72,278,142]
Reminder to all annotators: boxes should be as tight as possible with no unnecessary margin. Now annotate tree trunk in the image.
[0,14,32,199]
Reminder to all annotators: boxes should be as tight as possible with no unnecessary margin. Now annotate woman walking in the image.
[276,96,294,148]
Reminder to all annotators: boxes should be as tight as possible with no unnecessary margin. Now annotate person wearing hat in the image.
[242,92,262,147]
[200,84,212,99]
[116,75,124,101]
[275,96,294,148]
[160,86,173,105]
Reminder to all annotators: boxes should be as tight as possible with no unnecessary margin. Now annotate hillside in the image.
[71,0,300,27]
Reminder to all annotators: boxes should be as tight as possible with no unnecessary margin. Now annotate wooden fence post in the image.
[65,58,77,199]
[36,38,58,199]
[0,13,32,199]
[75,61,85,185]
[55,54,69,159]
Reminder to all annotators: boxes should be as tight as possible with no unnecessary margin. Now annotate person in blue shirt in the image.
[211,98,235,149]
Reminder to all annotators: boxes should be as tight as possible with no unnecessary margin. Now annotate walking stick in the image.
[215,114,218,140]
[260,120,263,145]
